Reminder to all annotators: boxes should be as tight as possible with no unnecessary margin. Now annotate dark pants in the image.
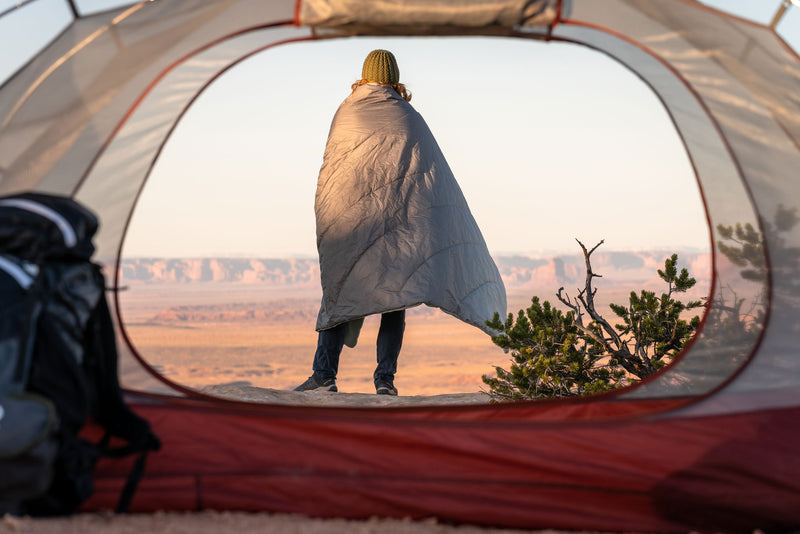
[313,310,405,384]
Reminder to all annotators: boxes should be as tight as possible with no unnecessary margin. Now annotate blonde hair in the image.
[351,79,412,102]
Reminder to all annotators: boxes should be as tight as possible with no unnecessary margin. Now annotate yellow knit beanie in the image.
[361,49,400,84]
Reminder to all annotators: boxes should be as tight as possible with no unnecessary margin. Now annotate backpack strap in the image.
[114,448,150,514]
[96,430,160,513]
[0,254,43,394]
[85,272,161,512]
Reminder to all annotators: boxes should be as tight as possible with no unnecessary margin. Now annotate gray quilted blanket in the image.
[315,83,506,336]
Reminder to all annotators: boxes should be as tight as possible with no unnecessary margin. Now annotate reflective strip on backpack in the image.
[0,198,78,248]
[0,255,36,289]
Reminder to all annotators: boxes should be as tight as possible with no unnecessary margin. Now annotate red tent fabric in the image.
[81,397,800,531]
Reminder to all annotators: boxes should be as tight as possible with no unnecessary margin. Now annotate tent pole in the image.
[0,0,37,19]
[66,0,80,18]
[769,0,795,29]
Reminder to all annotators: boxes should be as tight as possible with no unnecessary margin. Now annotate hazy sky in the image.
[127,35,707,258]
[2,0,798,258]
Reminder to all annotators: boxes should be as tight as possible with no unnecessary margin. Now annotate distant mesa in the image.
[124,251,712,325]
[119,250,711,292]
[119,258,320,285]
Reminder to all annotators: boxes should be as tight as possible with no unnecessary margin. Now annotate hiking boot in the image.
[375,379,397,396]
[294,373,337,392]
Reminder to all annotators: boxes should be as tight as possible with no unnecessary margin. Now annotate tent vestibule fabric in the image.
[1,0,799,531]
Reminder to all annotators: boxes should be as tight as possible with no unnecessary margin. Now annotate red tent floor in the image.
[83,396,800,532]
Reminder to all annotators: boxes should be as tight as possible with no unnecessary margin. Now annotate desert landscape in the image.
[114,251,712,401]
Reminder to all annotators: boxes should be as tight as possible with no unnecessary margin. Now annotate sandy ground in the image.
[202,383,491,406]
[0,511,569,534]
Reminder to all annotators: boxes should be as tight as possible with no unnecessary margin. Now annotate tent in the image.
[1,0,799,530]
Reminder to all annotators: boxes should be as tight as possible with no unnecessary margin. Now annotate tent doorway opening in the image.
[118,36,711,402]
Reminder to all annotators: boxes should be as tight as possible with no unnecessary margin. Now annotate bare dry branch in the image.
[571,239,652,376]
[556,287,577,312]
[574,240,625,345]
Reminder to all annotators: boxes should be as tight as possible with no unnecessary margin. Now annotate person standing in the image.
[295,49,506,396]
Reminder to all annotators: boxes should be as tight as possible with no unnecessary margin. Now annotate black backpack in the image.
[0,192,160,516]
